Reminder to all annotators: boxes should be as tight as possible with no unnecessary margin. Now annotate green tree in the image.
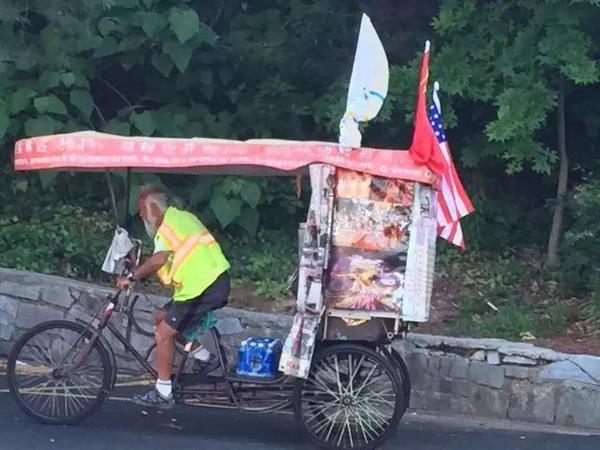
[0,0,364,232]
[432,0,600,264]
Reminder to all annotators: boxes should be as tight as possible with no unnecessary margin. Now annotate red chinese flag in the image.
[409,43,446,176]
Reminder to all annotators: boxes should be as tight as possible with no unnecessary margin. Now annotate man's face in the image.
[139,198,159,238]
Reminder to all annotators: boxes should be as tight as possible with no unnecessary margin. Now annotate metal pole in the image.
[104,170,119,225]
[124,168,132,228]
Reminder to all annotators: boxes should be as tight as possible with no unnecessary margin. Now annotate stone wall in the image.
[0,268,291,368]
[396,334,600,429]
[1,268,600,430]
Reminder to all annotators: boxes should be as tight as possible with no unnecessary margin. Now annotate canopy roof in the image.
[14,131,437,184]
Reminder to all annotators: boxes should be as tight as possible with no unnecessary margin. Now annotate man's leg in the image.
[155,320,177,381]
[156,306,189,346]
[154,308,167,326]
[132,305,187,409]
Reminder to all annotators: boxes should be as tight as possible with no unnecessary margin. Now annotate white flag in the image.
[339,13,389,148]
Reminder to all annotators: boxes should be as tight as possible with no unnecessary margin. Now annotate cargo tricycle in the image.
[6,131,445,450]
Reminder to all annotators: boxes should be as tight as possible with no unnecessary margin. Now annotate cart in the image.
[6,131,441,450]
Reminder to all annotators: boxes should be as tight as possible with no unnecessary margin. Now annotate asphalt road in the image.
[1,373,599,450]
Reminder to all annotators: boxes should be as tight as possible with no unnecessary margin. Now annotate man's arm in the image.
[116,251,171,289]
[132,251,171,280]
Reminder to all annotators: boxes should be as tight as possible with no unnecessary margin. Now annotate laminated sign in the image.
[280,165,335,378]
[325,169,414,313]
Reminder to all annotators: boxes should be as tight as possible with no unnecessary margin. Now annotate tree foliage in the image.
[432,0,599,173]
[0,0,599,299]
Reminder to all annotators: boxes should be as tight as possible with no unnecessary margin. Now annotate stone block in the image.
[438,356,452,376]
[406,333,506,351]
[503,355,537,366]
[407,350,430,377]
[469,361,505,388]
[556,385,600,428]
[450,358,470,379]
[0,326,13,341]
[65,305,95,323]
[486,351,501,365]
[427,356,441,375]
[0,296,18,341]
[453,379,473,398]
[504,365,534,379]
[471,350,485,361]
[439,378,453,394]
[392,340,416,359]
[539,360,597,384]
[406,334,444,348]
[449,396,475,416]
[409,389,427,409]
[564,355,600,383]
[129,331,153,355]
[41,286,75,309]
[472,386,509,419]
[508,380,533,422]
[16,302,63,329]
[498,343,564,362]
[437,355,454,377]
[427,392,453,412]
[0,321,14,341]
[76,289,112,314]
[439,355,467,377]
[0,295,19,317]
[0,281,41,301]
[412,374,440,391]
[531,384,557,424]
[0,339,11,355]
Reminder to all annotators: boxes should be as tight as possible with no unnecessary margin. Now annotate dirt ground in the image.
[415,278,600,356]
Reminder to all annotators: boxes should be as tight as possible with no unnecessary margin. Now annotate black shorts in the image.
[161,272,230,332]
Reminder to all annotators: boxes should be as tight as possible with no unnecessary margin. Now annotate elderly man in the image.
[116,186,230,409]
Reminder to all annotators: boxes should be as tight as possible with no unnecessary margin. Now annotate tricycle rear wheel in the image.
[293,343,407,450]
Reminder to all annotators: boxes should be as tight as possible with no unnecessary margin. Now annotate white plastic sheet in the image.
[339,13,390,148]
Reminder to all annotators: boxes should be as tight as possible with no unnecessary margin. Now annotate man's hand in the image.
[116,276,131,290]
[115,252,170,291]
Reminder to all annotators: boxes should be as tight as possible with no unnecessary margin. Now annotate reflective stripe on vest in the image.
[158,222,182,250]
[156,223,216,286]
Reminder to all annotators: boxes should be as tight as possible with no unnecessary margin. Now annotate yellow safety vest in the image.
[155,207,230,302]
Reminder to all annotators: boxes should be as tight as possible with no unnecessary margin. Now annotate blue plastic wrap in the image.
[236,337,282,378]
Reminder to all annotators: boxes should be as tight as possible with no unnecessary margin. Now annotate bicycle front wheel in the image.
[7,320,114,424]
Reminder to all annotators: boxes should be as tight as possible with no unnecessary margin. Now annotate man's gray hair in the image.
[138,185,168,214]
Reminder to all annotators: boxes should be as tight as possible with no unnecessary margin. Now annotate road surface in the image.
[1,371,598,449]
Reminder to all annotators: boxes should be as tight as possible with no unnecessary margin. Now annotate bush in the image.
[0,204,114,279]
[454,296,536,340]
[220,228,298,300]
[454,296,567,341]
[561,178,600,327]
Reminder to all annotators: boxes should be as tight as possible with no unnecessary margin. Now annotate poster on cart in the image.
[325,169,414,313]
[280,164,335,378]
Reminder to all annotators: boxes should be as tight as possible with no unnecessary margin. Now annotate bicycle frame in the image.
[70,287,294,413]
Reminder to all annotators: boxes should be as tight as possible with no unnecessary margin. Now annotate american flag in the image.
[428,84,474,248]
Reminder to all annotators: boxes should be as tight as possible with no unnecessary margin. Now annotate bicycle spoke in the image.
[323,408,344,442]
[348,407,378,442]
[11,323,109,422]
[299,348,402,449]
